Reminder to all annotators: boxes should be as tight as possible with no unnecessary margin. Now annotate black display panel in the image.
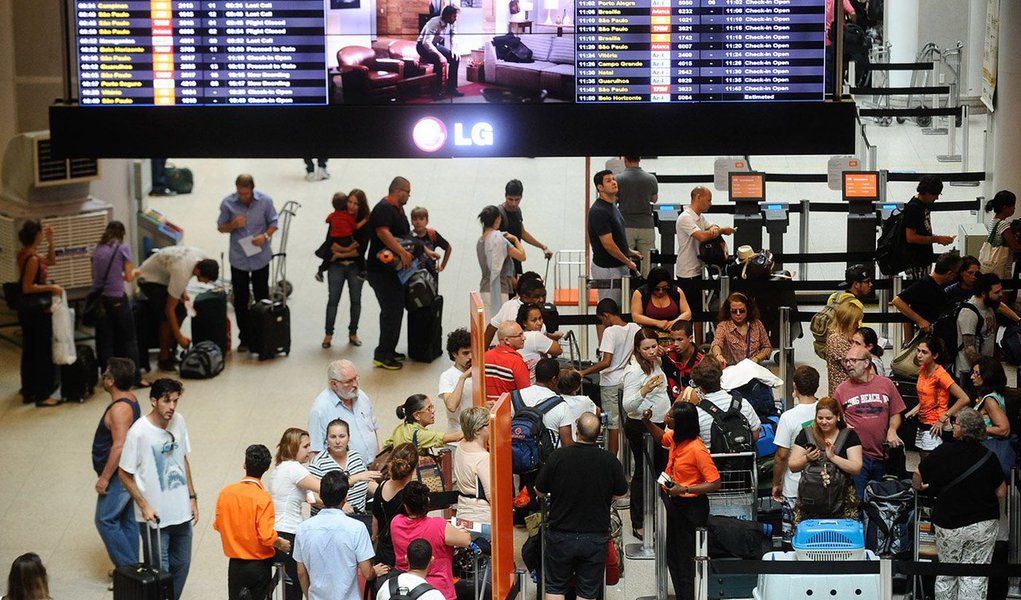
[73,0,826,107]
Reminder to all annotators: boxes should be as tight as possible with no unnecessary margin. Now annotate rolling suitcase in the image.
[61,344,98,403]
[113,521,173,600]
[250,299,290,361]
[191,289,229,354]
[408,295,443,362]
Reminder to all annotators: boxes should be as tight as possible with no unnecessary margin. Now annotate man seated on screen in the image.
[417,6,464,100]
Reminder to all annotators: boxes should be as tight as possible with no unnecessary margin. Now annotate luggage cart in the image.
[708,452,758,521]
[907,491,938,600]
[269,200,300,302]
[552,250,598,307]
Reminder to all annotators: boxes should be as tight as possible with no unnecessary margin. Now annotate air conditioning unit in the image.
[1,131,100,205]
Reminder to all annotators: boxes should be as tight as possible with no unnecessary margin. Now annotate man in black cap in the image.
[839,264,874,301]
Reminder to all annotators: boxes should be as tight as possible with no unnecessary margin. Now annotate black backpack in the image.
[404,269,437,311]
[797,428,852,518]
[387,576,437,600]
[876,209,908,276]
[509,391,564,474]
[862,477,914,557]
[697,394,754,455]
[929,301,982,373]
[179,341,225,379]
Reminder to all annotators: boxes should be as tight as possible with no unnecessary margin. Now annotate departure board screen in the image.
[575,0,826,102]
[73,0,826,106]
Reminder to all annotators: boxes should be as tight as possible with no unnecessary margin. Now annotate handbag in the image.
[83,245,117,326]
[412,430,449,493]
[51,292,77,366]
[698,237,727,267]
[3,255,52,313]
[891,333,923,379]
[979,221,1010,277]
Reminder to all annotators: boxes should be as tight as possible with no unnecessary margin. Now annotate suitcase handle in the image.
[144,517,163,573]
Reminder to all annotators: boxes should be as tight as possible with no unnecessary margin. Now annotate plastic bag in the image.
[51,292,77,366]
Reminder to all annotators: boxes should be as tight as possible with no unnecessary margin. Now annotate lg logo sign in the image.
[412,117,494,153]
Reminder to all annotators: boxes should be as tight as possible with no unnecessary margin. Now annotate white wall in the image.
[325,1,374,67]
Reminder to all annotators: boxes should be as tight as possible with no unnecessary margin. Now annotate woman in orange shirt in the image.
[905,336,971,460]
[642,402,720,600]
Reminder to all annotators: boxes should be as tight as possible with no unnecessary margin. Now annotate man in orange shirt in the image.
[214,444,291,600]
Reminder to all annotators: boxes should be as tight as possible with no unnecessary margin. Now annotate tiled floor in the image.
[0,109,991,599]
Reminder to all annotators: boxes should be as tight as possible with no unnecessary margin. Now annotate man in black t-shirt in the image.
[535,412,627,600]
[498,179,553,277]
[365,177,414,370]
[588,170,642,308]
[903,175,955,277]
[891,251,960,342]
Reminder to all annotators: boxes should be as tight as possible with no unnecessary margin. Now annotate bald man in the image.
[482,321,530,406]
[535,411,627,600]
[365,177,414,370]
[675,186,735,342]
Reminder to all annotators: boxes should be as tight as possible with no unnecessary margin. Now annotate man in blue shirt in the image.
[217,174,278,352]
[308,360,380,463]
[294,471,386,600]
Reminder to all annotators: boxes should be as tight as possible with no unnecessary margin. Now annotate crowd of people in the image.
[5,168,1020,600]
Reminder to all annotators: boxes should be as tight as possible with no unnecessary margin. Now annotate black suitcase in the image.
[113,522,173,600]
[62,344,98,403]
[191,289,229,353]
[250,299,290,361]
[408,295,443,362]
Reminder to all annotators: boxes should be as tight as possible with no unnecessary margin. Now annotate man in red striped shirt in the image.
[483,321,530,406]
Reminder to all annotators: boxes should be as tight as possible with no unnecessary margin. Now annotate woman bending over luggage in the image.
[641,401,720,600]
[267,428,322,600]
[789,397,862,525]
[914,407,1007,600]
[384,394,463,453]
[390,481,472,600]
[14,220,62,407]
[904,336,971,461]
[91,221,142,384]
[709,292,771,366]
[515,303,562,383]
[969,356,1015,479]
[620,327,670,541]
[307,419,382,515]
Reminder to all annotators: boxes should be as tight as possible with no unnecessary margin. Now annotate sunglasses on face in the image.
[731,308,746,315]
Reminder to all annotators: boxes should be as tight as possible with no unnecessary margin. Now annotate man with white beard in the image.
[308,360,380,464]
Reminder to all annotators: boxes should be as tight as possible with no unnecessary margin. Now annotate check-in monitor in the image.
[842,171,880,202]
[729,172,766,203]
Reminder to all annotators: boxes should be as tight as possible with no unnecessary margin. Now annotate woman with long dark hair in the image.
[91,221,140,379]
[970,356,1015,478]
[630,266,691,331]
[14,220,62,407]
[905,337,971,461]
[322,189,371,349]
[710,292,771,365]
[4,552,50,600]
[371,443,419,569]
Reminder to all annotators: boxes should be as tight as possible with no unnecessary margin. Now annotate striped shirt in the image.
[308,449,368,514]
[483,344,530,405]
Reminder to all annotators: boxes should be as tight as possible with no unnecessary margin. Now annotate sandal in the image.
[35,398,62,408]
[349,334,362,347]
[322,336,332,349]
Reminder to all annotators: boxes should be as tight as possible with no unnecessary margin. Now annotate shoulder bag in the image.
[3,255,52,314]
[83,244,118,326]
[979,220,1010,277]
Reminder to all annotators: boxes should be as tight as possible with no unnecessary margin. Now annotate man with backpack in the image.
[833,346,906,498]
[891,251,960,345]
[375,539,444,600]
[955,273,1005,378]
[810,265,872,358]
[535,412,627,600]
[514,358,574,450]
[902,175,956,278]
[690,358,760,452]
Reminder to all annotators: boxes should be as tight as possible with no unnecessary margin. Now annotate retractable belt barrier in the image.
[654,173,985,186]
[849,86,950,95]
[860,106,963,118]
[707,559,1021,579]
[865,62,935,71]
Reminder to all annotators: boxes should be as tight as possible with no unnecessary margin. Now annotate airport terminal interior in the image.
[2,1,1021,599]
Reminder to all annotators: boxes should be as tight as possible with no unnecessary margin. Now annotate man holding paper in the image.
[217,173,279,353]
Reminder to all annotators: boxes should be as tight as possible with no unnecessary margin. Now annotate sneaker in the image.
[393,353,406,362]
[373,358,403,370]
[314,271,324,283]
[317,166,331,180]
[305,171,317,182]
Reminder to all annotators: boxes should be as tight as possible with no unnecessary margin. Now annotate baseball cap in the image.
[840,264,871,289]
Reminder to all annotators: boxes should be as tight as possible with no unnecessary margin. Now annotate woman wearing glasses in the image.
[383,394,463,453]
[267,428,322,600]
[630,267,692,331]
[710,292,771,366]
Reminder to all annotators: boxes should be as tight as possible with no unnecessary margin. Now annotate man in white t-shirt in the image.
[581,298,641,457]
[675,186,735,343]
[376,539,446,600]
[484,276,547,347]
[690,359,760,448]
[135,246,220,370]
[439,329,474,433]
[956,273,1003,376]
[119,378,196,600]
[770,365,820,547]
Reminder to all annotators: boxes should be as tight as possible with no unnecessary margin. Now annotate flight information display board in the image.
[76,0,327,105]
[575,0,826,103]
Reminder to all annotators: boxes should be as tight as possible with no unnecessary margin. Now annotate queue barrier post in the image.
[636,489,670,600]
[1009,467,1021,596]
[625,433,656,560]
[952,104,980,188]
[622,273,631,315]
[891,275,903,357]
[618,389,632,480]
[799,199,810,282]
[694,526,709,600]
[539,494,548,600]
[720,275,730,312]
[779,307,794,408]
[579,274,590,363]
[880,558,894,600]
[937,82,962,163]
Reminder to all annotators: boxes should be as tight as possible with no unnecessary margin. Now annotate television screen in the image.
[842,170,879,201]
[74,0,828,107]
[729,171,765,202]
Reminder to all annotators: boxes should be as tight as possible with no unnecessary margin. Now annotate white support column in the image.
[989,0,1021,195]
